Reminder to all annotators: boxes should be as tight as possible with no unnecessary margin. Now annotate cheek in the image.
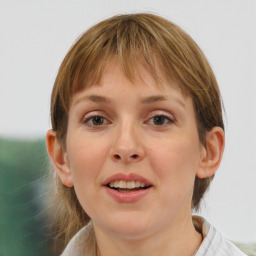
[144,135,200,218]
[66,135,111,216]
[148,135,200,188]
[67,134,110,187]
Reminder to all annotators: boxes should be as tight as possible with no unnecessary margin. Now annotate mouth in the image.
[106,180,152,193]
[102,173,153,202]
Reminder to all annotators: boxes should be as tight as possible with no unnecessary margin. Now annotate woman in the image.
[46,13,246,256]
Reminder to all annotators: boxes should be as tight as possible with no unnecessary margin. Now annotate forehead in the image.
[73,57,185,98]
[70,58,190,111]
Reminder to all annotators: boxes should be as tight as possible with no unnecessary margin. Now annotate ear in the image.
[196,127,225,179]
[46,129,74,187]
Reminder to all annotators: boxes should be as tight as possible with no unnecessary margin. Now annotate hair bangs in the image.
[69,14,180,96]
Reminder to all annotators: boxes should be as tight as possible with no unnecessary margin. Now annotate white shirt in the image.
[193,216,247,256]
[61,216,247,256]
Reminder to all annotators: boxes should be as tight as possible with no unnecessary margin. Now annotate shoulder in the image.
[211,237,248,256]
[60,223,91,256]
[193,216,247,256]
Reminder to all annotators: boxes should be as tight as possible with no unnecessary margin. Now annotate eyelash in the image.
[147,115,174,126]
[82,113,175,128]
[82,115,109,127]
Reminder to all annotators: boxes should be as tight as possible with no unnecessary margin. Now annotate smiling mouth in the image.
[106,180,152,192]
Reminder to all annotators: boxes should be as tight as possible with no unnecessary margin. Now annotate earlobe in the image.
[46,129,74,187]
[196,127,225,179]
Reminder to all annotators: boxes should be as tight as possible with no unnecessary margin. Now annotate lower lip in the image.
[104,186,152,203]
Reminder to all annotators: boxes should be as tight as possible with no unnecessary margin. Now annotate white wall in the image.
[1,0,255,243]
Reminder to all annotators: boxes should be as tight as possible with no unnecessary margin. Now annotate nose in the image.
[110,121,145,164]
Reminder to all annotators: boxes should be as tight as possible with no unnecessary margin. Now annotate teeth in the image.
[108,180,147,189]
[135,181,140,187]
[140,182,145,188]
[114,181,119,188]
[119,180,126,188]
[127,181,135,189]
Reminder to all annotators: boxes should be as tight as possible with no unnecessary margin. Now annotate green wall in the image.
[0,137,50,256]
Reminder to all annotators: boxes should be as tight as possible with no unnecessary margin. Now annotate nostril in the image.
[113,154,139,160]
[114,154,121,160]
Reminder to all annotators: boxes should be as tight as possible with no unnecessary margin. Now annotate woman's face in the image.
[64,59,205,239]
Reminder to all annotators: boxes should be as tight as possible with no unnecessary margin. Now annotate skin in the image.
[46,58,225,256]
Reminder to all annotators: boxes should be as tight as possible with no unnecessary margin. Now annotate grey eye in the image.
[83,115,108,126]
[91,116,105,125]
[151,115,172,126]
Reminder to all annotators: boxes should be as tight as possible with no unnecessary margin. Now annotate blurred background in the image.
[0,0,255,255]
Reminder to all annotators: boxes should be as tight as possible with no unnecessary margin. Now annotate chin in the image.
[95,213,157,240]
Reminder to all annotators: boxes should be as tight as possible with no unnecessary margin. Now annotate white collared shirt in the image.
[61,216,247,256]
[192,216,247,256]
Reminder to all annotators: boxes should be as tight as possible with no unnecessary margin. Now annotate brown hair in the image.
[49,13,224,247]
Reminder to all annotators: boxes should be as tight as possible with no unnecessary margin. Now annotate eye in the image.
[148,115,174,126]
[83,115,109,127]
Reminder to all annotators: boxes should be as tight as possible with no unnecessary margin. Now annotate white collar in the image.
[61,216,246,256]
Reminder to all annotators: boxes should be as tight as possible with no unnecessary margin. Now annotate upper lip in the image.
[103,173,153,186]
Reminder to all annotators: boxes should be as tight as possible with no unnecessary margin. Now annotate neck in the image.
[93,214,202,256]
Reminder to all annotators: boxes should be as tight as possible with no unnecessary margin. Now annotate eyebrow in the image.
[141,95,185,108]
[73,94,185,108]
[140,95,168,104]
[75,95,112,104]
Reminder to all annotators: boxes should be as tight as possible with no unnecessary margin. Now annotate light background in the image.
[0,0,255,243]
